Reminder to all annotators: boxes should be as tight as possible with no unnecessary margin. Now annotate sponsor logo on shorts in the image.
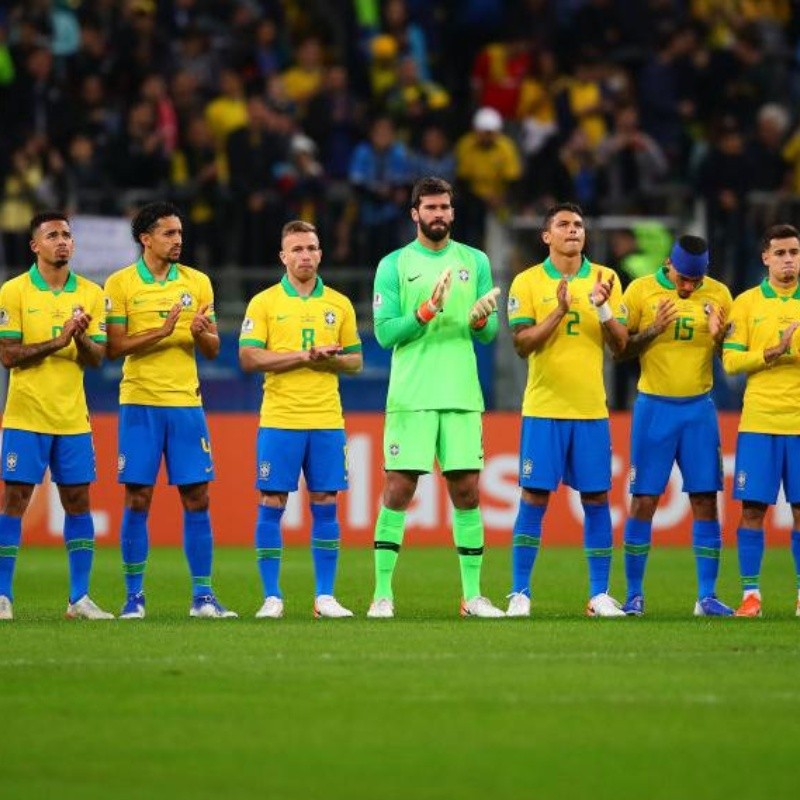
[118,454,126,472]
[5,452,17,471]
[522,458,533,478]
[389,443,400,457]
[736,470,746,489]
[259,461,271,479]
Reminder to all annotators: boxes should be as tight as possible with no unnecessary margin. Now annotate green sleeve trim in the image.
[239,338,265,348]
[90,335,107,343]
[0,330,21,339]
[615,316,627,323]
[723,342,747,351]
[509,316,535,327]
[341,343,362,353]
[107,316,127,324]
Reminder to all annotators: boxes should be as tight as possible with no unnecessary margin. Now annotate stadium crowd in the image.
[0,0,799,293]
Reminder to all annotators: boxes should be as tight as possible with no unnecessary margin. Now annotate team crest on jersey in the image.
[241,317,254,333]
[259,461,271,479]
[180,293,193,307]
[5,452,17,471]
[0,308,8,326]
[389,443,400,457]
[703,302,712,316]
[508,296,520,314]
[373,292,382,309]
[104,297,112,313]
[522,458,533,478]
[458,269,469,282]
[118,454,126,472]
[736,470,747,489]
[324,310,336,325]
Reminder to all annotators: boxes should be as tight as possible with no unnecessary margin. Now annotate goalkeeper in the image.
[367,176,505,619]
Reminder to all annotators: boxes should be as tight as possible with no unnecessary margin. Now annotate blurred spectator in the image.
[140,73,179,155]
[368,33,400,101]
[349,116,412,266]
[173,24,219,96]
[410,125,456,183]
[385,56,450,143]
[204,67,248,181]
[65,133,110,215]
[281,34,326,109]
[275,133,326,222]
[559,128,601,212]
[471,33,535,120]
[747,102,790,191]
[455,106,521,248]
[572,0,626,57]
[67,21,115,86]
[596,104,669,213]
[239,17,287,81]
[554,52,609,151]
[170,69,205,132]
[381,0,430,81]
[72,74,121,150]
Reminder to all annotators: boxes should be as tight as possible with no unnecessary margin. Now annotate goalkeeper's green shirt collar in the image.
[410,239,454,258]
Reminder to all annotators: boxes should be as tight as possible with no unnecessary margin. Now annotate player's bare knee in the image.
[383,471,418,511]
[260,491,288,509]
[178,482,209,512]
[521,488,549,507]
[57,484,91,515]
[741,501,767,529]
[445,472,480,509]
[1,482,34,516]
[689,492,718,521]
[630,494,658,520]
[125,484,154,513]
[580,491,608,506]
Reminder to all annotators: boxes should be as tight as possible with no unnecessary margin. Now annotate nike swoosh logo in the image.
[753,317,765,325]
[542,296,556,303]
[205,466,213,473]
[277,314,289,321]
[27,308,39,313]
[132,298,148,305]
[407,274,421,282]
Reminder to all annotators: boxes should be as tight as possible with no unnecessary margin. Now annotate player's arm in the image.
[615,298,677,362]
[469,251,500,344]
[106,304,182,360]
[308,349,363,374]
[723,321,800,374]
[240,344,354,374]
[511,277,569,357]
[373,254,429,348]
[0,320,82,369]
[73,323,106,368]
[591,269,627,356]
[190,303,220,360]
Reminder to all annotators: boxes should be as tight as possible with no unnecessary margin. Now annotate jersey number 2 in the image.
[565,310,580,336]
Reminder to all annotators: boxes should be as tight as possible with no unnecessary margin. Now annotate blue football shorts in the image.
[118,404,214,486]
[733,431,800,505]
[629,392,722,496]
[518,416,611,493]
[1,428,95,484]
[256,428,348,492]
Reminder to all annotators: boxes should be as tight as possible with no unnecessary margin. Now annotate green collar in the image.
[760,278,800,300]
[656,266,704,291]
[281,274,324,298]
[410,239,452,257]
[543,256,590,280]
[29,263,77,294]
[136,257,178,284]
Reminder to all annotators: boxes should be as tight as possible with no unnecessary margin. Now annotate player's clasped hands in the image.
[589,269,615,306]
[469,287,501,324]
[59,311,91,345]
[705,303,727,342]
[307,343,344,367]
[160,303,182,336]
[652,298,679,334]
[556,277,571,314]
[190,303,214,337]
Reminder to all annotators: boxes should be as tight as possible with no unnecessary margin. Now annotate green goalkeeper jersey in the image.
[372,238,498,412]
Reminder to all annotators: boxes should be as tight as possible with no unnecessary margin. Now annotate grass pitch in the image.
[1,546,798,800]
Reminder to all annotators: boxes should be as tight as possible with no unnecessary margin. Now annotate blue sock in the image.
[511,499,545,595]
[184,509,213,598]
[623,518,652,600]
[737,527,764,593]
[791,530,800,594]
[584,502,613,598]
[311,503,340,597]
[121,508,149,595]
[64,513,95,604]
[693,519,722,600]
[255,505,284,598]
[0,514,22,601]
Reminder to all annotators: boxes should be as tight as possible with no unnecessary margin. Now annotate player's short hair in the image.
[542,202,584,232]
[761,224,800,252]
[30,211,69,238]
[676,234,707,255]
[131,201,183,246]
[411,176,454,209]
[281,220,318,243]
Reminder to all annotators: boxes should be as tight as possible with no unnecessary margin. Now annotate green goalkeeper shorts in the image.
[382,410,484,473]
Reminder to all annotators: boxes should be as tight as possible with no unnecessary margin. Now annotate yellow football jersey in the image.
[0,265,106,434]
[104,259,214,407]
[723,279,800,434]
[240,276,361,429]
[623,269,732,397]
[507,257,624,419]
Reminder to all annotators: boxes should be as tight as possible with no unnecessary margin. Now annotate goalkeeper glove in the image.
[469,287,501,329]
[416,267,453,323]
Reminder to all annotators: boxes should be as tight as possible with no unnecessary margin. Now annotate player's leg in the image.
[791,505,800,616]
[782,436,800,615]
[369,411,436,616]
[117,405,163,617]
[0,429,48,618]
[253,428,304,617]
[508,416,564,614]
[569,420,624,616]
[623,394,678,613]
[305,429,351,617]
[732,433,780,617]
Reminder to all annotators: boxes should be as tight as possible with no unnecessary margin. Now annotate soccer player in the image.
[722,223,800,618]
[617,235,734,617]
[239,220,362,618]
[506,202,628,617]
[105,201,236,619]
[0,212,113,620]
[367,175,504,619]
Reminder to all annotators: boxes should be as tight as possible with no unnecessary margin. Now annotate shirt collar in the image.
[760,278,800,300]
[29,263,77,293]
[281,274,324,298]
[543,255,591,280]
[136,257,178,284]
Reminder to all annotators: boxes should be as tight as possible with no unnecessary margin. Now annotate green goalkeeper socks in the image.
[454,507,484,600]
[373,505,405,600]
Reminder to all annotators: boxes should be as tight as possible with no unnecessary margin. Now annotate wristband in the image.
[595,302,612,323]
[470,316,488,330]
[416,301,437,324]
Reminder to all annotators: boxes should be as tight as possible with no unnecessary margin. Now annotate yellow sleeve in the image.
[104,273,128,325]
[87,283,107,342]
[621,281,640,331]
[339,298,361,352]
[239,294,269,348]
[198,272,215,321]
[722,294,761,374]
[607,268,626,322]
[507,271,535,326]
[0,280,22,338]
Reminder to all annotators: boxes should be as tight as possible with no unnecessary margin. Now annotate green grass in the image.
[1,546,798,800]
